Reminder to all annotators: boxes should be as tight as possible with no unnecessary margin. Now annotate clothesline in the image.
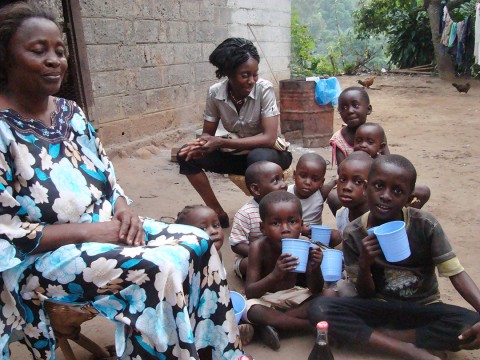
[440,2,479,66]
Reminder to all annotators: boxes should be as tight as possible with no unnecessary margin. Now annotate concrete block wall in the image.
[77,0,291,151]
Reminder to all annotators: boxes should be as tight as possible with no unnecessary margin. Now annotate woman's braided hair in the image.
[208,38,260,79]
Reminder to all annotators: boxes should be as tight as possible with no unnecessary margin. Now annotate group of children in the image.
[175,86,480,359]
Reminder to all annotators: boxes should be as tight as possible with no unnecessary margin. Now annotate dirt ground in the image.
[11,74,480,359]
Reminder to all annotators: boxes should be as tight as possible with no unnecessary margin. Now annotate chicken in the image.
[452,82,470,94]
[357,76,375,88]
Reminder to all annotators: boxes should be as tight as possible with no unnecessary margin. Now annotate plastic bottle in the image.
[307,321,334,360]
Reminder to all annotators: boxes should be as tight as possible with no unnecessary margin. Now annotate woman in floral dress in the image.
[0,2,243,359]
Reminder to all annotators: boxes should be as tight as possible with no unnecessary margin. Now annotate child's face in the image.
[337,90,372,129]
[254,164,287,200]
[184,207,224,251]
[293,160,325,199]
[367,162,414,224]
[261,202,303,245]
[353,126,384,158]
[337,160,368,209]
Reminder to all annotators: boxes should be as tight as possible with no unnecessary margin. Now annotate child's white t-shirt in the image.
[287,184,324,225]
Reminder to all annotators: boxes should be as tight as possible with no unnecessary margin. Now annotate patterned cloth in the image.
[0,98,243,359]
[329,129,354,165]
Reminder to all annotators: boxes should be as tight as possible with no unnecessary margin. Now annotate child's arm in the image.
[450,271,480,349]
[330,229,343,248]
[320,178,336,200]
[245,241,298,299]
[335,148,346,165]
[355,233,381,297]
[232,243,249,257]
[306,247,324,294]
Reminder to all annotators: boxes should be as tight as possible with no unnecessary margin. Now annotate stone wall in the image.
[78,0,291,152]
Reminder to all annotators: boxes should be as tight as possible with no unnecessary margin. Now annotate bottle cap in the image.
[316,321,328,330]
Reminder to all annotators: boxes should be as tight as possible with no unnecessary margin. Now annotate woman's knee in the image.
[246,148,292,169]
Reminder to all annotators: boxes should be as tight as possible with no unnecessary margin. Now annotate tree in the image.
[424,0,471,79]
[355,0,473,79]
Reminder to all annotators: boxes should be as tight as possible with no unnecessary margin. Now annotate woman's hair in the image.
[175,205,207,225]
[209,38,260,79]
[0,1,58,90]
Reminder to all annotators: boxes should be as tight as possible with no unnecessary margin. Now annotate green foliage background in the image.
[291,0,478,77]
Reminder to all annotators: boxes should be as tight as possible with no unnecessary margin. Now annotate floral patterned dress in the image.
[0,98,243,359]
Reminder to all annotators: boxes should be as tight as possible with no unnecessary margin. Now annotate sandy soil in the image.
[11,74,480,359]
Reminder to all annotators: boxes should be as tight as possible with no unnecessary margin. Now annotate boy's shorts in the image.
[243,286,312,323]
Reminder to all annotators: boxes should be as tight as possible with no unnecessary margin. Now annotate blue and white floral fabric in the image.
[0,98,243,359]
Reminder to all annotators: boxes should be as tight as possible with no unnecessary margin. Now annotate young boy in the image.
[245,191,323,350]
[335,151,373,235]
[287,153,331,236]
[229,161,287,279]
[353,122,430,209]
[309,155,480,359]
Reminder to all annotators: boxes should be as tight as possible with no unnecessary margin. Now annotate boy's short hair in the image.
[339,151,374,172]
[297,153,327,171]
[369,155,417,192]
[259,190,302,221]
[340,86,370,104]
[245,161,278,189]
[357,122,386,142]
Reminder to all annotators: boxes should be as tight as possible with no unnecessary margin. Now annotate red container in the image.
[279,80,333,148]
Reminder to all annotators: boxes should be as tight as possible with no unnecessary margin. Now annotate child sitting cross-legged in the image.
[244,190,324,350]
[229,161,287,279]
[353,122,430,209]
[309,155,480,360]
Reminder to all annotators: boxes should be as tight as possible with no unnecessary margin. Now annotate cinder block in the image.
[134,20,159,43]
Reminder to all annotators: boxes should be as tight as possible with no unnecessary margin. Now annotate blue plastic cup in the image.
[374,221,411,262]
[281,238,311,273]
[321,249,343,282]
[310,225,332,246]
[367,227,376,235]
[229,291,246,324]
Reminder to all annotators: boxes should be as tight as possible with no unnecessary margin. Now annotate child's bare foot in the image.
[257,325,280,350]
[239,323,254,346]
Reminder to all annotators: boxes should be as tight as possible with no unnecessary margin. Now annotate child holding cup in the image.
[308,155,480,359]
[244,191,324,350]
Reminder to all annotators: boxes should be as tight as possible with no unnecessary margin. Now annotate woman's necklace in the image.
[229,90,246,105]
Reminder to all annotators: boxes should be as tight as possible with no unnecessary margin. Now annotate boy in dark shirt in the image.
[309,155,480,359]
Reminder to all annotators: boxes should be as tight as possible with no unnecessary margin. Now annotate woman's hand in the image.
[113,208,145,246]
[197,134,224,151]
[114,197,145,246]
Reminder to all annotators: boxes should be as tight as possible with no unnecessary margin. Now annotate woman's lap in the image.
[178,148,292,176]
[6,222,242,359]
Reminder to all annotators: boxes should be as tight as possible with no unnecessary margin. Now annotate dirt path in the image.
[11,74,479,359]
